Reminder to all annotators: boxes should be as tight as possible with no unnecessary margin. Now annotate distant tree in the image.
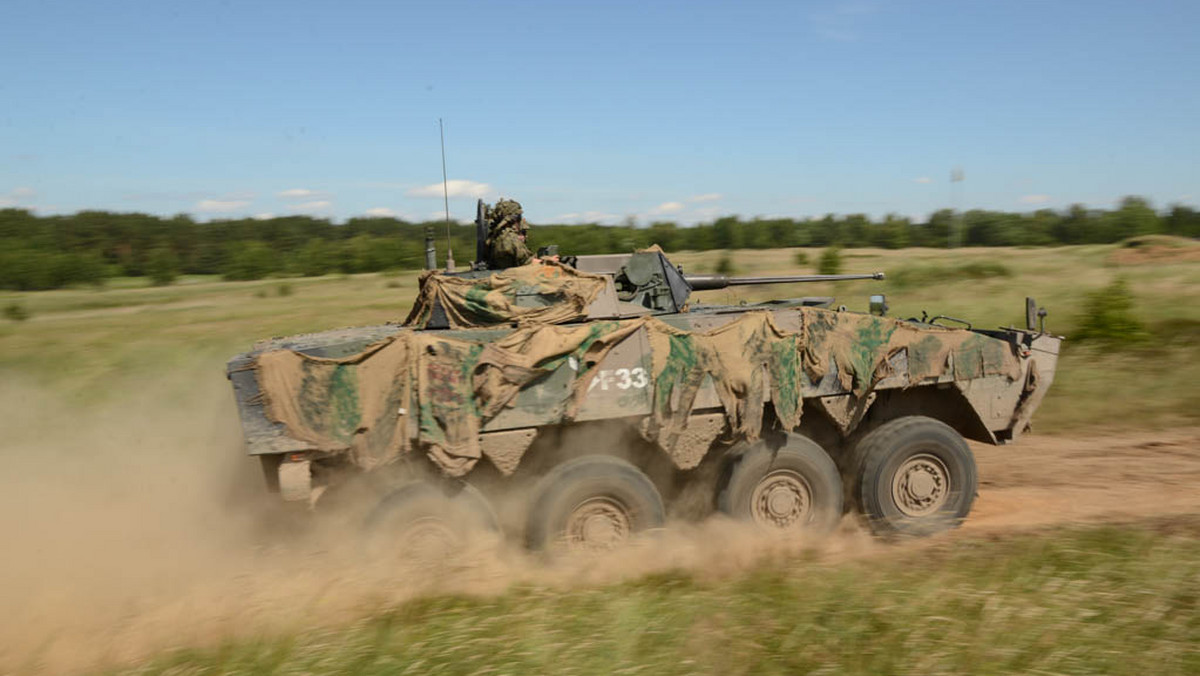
[712,216,744,250]
[924,209,955,248]
[223,241,278,281]
[876,214,910,249]
[1023,209,1061,246]
[1165,205,1200,238]
[1110,196,1160,241]
[146,247,180,286]
[295,239,332,277]
[1057,204,1094,244]
[646,221,680,251]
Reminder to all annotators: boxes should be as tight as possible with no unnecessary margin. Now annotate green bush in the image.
[3,302,29,321]
[715,251,736,275]
[957,260,1013,279]
[817,247,843,275]
[889,261,1013,289]
[1074,278,1148,346]
[276,282,293,297]
[792,249,810,266]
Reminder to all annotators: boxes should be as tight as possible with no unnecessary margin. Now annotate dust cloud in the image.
[0,375,870,674]
[3,371,1198,674]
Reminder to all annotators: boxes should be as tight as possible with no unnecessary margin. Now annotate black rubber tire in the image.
[364,481,499,557]
[525,455,666,551]
[854,416,978,537]
[718,434,843,534]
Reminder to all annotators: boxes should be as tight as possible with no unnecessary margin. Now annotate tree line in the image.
[1,196,1196,290]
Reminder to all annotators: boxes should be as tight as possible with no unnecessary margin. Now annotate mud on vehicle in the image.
[227,201,1061,551]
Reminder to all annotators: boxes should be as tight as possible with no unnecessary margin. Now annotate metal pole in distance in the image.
[440,118,455,271]
[950,166,965,248]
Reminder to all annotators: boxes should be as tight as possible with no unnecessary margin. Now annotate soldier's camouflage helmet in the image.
[491,199,528,233]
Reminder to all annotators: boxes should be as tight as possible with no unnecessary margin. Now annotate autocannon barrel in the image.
[683,272,885,291]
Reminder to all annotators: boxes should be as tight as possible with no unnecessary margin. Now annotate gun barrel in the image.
[684,272,885,291]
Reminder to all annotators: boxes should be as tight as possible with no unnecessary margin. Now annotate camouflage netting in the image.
[255,319,641,475]
[253,306,1021,476]
[403,261,608,329]
[630,313,803,458]
[799,307,1022,394]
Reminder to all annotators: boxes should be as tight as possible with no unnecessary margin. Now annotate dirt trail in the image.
[2,379,1198,676]
[967,427,1200,531]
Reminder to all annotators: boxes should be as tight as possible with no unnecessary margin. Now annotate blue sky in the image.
[1,0,1197,225]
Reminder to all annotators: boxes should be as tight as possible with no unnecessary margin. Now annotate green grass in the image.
[1,246,1197,673]
[113,523,1200,676]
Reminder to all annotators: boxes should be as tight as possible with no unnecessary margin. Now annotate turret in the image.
[574,249,884,315]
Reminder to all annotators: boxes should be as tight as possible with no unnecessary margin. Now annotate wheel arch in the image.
[851,385,996,446]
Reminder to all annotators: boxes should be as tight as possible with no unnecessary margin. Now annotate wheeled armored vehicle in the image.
[227,202,1061,548]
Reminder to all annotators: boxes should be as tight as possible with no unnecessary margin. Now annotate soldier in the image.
[484,198,534,268]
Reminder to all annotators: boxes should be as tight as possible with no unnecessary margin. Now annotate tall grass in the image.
[120,523,1200,676]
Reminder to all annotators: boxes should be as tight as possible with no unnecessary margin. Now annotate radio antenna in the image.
[439,118,455,271]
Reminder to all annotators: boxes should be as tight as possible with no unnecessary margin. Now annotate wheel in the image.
[525,455,666,552]
[718,434,843,534]
[364,481,499,561]
[853,416,978,537]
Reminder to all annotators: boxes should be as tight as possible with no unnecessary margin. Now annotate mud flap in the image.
[278,460,312,502]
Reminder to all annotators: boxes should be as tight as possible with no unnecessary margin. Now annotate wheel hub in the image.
[565,497,631,550]
[750,470,813,529]
[892,453,950,517]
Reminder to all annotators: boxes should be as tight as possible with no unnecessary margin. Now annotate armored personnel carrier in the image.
[227,201,1061,548]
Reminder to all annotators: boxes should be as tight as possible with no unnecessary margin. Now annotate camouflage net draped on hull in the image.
[798,307,1023,394]
[403,261,609,329]
[253,308,1021,476]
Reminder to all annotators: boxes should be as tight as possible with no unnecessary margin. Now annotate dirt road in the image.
[967,427,1200,532]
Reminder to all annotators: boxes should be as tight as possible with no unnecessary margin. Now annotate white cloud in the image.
[1019,194,1051,205]
[427,210,467,223]
[196,199,251,213]
[364,207,397,217]
[278,188,318,199]
[913,177,933,184]
[295,200,332,211]
[407,180,492,199]
[555,211,621,224]
[689,193,723,203]
[0,186,36,207]
[649,201,685,215]
[253,213,275,220]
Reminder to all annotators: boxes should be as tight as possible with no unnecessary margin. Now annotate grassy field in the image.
[2,242,1198,674]
[118,522,1200,676]
[2,242,1197,429]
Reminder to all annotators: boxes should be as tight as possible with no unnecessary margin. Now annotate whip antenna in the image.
[439,118,455,271]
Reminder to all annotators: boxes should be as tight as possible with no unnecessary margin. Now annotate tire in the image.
[364,481,499,561]
[525,455,666,552]
[718,434,843,534]
[853,416,978,537]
